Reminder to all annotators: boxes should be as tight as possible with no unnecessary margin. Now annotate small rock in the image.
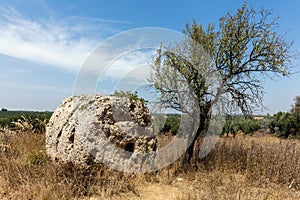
[176,178,184,182]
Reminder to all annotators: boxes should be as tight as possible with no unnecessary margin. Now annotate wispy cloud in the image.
[0,7,127,72]
[103,50,154,80]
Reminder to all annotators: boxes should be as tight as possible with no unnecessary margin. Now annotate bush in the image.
[113,90,147,105]
[222,116,262,136]
[160,114,180,135]
[269,112,298,138]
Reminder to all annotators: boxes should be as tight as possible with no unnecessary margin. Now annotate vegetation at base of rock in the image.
[23,151,48,166]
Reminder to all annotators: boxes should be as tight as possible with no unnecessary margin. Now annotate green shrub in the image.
[222,116,262,136]
[269,112,297,138]
[160,114,180,135]
[25,152,48,166]
[112,90,148,105]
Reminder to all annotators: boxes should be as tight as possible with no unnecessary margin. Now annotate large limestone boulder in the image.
[46,95,157,172]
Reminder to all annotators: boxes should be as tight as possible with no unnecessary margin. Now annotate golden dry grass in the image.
[1,128,300,199]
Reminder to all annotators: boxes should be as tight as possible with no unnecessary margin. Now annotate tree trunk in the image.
[184,124,204,165]
[184,108,209,165]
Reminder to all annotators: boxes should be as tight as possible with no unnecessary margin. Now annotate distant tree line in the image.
[0,111,52,129]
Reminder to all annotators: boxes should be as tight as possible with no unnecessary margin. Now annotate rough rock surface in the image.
[46,95,157,172]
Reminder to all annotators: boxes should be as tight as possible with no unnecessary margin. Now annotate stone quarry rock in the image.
[46,95,157,172]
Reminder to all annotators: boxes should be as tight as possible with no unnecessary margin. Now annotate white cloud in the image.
[0,7,171,98]
[104,50,155,81]
[0,7,127,72]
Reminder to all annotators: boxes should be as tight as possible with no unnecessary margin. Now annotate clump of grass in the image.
[11,115,48,134]
[199,136,300,189]
[24,151,48,166]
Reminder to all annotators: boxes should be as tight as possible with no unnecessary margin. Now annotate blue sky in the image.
[0,0,300,113]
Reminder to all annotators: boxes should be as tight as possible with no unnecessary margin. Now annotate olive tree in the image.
[149,3,294,164]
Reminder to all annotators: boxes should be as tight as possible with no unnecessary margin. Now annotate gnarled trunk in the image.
[184,104,211,165]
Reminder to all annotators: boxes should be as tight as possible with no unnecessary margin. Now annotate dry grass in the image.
[1,128,300,199]
[200,134,300,189]
[0,128,140,200]
[112,171,300,200]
